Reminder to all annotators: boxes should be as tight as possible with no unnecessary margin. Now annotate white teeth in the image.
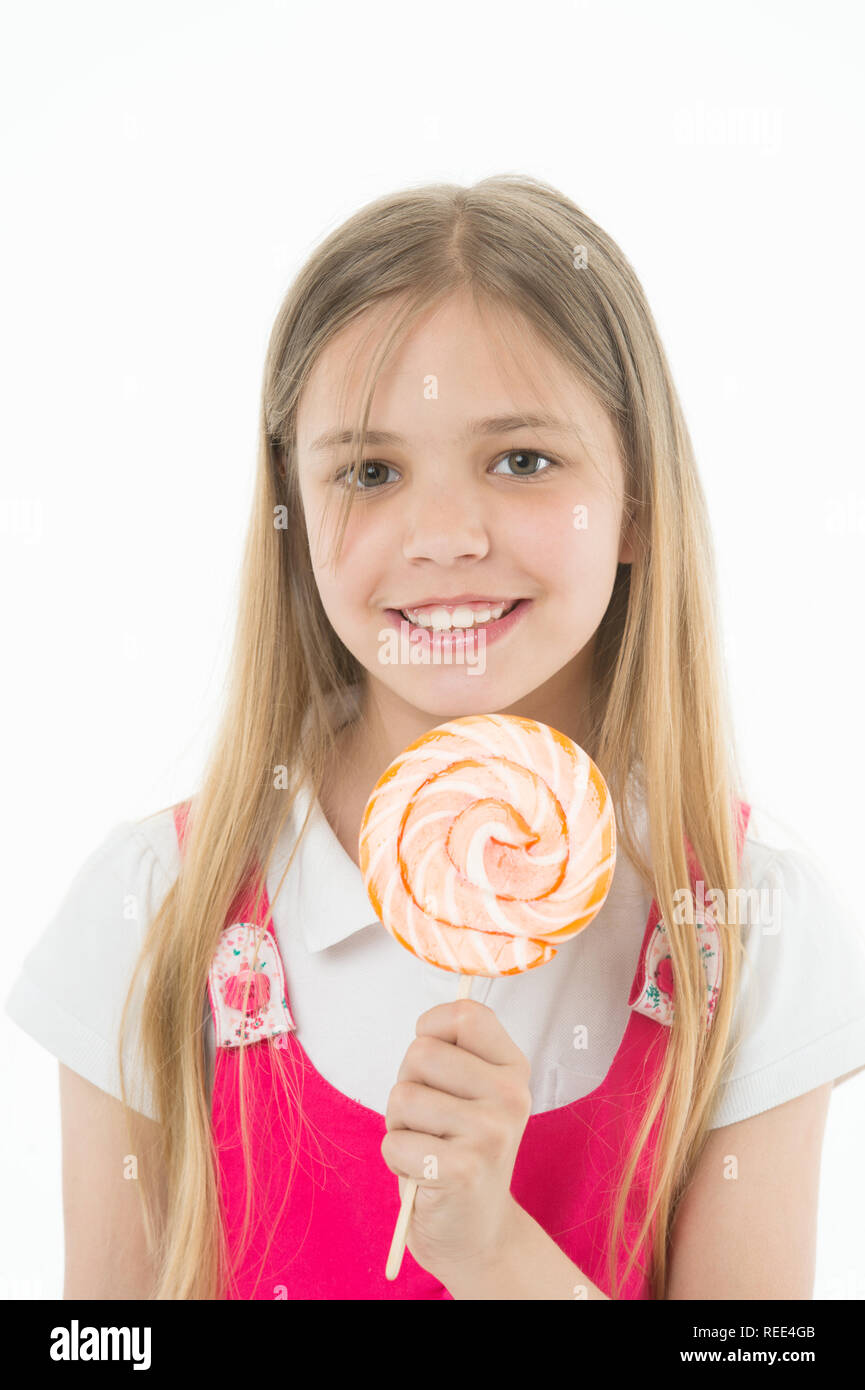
[400,602,512,630]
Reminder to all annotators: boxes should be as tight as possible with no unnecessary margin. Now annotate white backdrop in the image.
[1,0,863,1299]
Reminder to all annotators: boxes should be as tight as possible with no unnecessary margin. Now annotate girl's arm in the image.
[665,1080,834,1300]
[59,1063,166,1300]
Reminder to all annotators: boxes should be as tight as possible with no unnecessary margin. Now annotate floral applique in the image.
[207,921,296,1047]
[629,911,722,1030]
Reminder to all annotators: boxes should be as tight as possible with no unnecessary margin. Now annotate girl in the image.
[8,175,865,1301]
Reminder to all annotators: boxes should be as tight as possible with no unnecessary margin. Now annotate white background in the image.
[1,0,863,1299]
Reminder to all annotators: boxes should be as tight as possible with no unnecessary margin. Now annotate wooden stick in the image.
[384,971,473,1280]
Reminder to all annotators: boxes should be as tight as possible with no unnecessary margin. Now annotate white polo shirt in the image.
[6,708,865,1128]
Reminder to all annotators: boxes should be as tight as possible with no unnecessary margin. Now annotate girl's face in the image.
[296,288,632,736]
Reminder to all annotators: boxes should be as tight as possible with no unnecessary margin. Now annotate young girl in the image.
[7,175,865,1301]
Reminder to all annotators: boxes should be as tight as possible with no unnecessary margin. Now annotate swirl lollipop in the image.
[358,712,617,1279]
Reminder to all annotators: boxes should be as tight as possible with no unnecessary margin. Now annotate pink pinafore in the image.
[173,798,751,1300]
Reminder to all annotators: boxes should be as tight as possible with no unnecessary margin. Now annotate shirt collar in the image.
[290,778,382,953]
[274,683,380,953]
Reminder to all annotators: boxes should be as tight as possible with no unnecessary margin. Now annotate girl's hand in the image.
[380,998,533,1279]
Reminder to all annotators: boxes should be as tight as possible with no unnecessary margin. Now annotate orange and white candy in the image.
[358,713,616,976]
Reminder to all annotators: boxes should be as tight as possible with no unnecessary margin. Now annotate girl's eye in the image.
[332,448,559,491]
[333,460,399,490]
[491,449,558,479]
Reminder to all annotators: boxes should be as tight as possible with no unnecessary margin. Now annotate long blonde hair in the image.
[118,174,749,1300]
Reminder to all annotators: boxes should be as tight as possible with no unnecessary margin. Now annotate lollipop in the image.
[358,712,617,1279]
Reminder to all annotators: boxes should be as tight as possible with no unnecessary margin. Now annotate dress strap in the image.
[628,799,752,1030]
[207,920,296,1047]
[171,802,297,1049]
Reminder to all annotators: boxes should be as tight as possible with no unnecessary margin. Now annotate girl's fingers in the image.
[396,1030,531,1120]
[380,1123,459,1187]
[414,999,527,1069]
[385,1078,474,1141]
[395,1034,495,1100]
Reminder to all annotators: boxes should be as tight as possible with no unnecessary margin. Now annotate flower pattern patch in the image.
[629,911,722,1030]
[208,921,296,1047]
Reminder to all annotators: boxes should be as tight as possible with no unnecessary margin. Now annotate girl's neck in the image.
[317,712,383,870]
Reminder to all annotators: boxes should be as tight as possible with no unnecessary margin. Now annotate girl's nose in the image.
[400,490,491,565]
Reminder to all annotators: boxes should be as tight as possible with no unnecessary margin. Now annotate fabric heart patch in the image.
[629,912,722,1030]
[222,961,271,1015]
[208,921,296,1047]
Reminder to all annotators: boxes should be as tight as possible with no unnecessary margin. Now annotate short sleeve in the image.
[3,817,179,1121]
[708,831,865,1128]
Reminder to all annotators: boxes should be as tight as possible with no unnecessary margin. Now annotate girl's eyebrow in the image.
[309,413,580,453]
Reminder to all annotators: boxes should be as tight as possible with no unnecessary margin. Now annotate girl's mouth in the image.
[382,598,532,649]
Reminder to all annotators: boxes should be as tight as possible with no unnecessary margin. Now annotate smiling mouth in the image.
[394,600,520,631]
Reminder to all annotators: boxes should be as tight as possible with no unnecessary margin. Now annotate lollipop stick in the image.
[384,971,473,1280]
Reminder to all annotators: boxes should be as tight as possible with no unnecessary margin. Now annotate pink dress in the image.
[173,798,752,1300]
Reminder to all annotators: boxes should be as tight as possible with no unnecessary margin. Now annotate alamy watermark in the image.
[674,879,782,935]
[673,101,783,153]
[50,1320,151,1369]
[378,618,487,675]
[0,497,43,544]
